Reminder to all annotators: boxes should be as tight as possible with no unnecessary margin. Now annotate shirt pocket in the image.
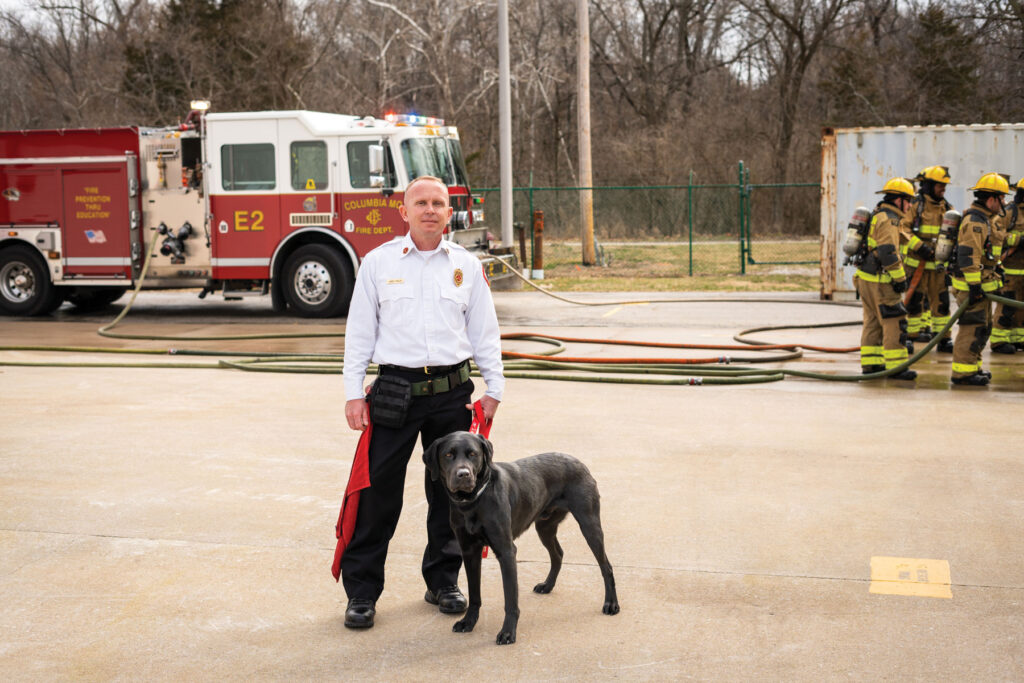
[379,280,415,316]
[438,282,470,329]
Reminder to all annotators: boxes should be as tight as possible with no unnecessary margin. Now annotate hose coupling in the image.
[688,377,703,385]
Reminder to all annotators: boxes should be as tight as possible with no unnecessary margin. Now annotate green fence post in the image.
[741,160,749,274]
[744,165,752,266]
[688,170,694,276]
[528,177,535,275]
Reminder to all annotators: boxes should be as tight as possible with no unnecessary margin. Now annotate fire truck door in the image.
[61,165,132,278]
[281,139,333,235]
[339,139,405,255]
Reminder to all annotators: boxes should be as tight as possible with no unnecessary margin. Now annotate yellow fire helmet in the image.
[1016,177,1024,191]
[969,172,1011,195]
[917,165,952,184]
[876,177,915,198]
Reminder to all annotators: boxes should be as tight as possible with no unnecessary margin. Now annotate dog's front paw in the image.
[533,581,554,594]
[452,614,477,633]
[603,599,620,615]
[495,629,516,645]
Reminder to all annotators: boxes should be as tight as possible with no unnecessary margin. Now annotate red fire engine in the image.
[0,105,515,317]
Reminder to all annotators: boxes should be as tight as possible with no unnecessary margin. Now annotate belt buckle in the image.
[425,378,434,395]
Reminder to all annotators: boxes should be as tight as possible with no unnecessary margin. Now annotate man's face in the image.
[933,182,946,199]
[986,194,1005,214]
[400,179,452,247]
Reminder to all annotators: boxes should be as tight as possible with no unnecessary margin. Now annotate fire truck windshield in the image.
[400,137,470,188]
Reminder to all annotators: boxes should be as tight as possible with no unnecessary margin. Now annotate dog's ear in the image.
[474,433,494,468]
[423,436,443,481]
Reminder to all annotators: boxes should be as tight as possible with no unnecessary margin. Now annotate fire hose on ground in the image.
[2,238,1023,384]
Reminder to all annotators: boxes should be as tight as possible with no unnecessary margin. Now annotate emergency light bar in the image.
[384,113,445,127]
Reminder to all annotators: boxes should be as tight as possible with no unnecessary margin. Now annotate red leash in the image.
[468,400,493,558]
[331,400,494,579]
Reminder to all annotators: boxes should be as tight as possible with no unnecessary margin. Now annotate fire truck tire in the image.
[282,244,353,318]
[65,286,129,311]
[0,245,63,316]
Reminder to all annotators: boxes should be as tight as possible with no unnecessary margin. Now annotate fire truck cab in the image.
[0,107,512,317]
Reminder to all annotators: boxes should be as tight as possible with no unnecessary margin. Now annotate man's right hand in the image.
[346,398,370,431]
[891,278,908,294]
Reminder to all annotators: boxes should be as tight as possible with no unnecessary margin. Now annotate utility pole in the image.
[498,0,513,249]
[578,0,596,265]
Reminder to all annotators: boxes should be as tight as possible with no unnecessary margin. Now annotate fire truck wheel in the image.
[65,286,129,311]
[282,244,353,318]
[0,245,63,316]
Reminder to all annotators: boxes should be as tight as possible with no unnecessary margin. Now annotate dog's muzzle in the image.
[448,466,476,493]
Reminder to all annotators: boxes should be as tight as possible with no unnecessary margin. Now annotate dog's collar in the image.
[450,472,490,507]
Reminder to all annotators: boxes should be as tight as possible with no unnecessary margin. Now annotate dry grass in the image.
[527,240,819,292]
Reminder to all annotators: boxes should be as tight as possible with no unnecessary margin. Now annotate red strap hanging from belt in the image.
[331,421,372,582]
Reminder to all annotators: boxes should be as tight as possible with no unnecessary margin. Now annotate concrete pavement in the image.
[1,291,1023,679]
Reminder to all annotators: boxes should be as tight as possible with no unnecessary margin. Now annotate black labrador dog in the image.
[423,431,619,645]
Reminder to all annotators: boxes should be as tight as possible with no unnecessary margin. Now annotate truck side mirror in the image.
[368,144,384,176]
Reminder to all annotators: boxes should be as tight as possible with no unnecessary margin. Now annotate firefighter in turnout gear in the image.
[990,177,1024,353]
[950,172,1009,386]
[900,166,955,352]
[855,177,917,380]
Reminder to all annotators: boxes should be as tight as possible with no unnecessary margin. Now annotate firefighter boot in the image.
[936,338,954,353]
[952,372,990,386]
[991,342,1016,354]
[888,369,917,381]
[861,364,885,375]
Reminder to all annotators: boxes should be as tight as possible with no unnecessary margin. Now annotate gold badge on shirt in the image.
[453,268,464,287]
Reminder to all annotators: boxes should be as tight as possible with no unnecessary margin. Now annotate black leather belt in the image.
[379,360,471,397]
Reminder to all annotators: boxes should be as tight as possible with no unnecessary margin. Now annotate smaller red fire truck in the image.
[0,105,515,317]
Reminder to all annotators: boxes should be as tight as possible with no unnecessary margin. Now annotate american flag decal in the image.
[84,230,107,244]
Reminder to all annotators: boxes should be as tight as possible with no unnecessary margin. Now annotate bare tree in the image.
[738,0,852,181]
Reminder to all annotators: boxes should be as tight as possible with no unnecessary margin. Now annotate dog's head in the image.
[423,431,494,498]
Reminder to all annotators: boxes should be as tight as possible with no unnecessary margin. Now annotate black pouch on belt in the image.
[369,374,412,429]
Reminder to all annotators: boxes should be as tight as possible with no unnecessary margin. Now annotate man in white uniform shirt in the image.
[340,175,505,629]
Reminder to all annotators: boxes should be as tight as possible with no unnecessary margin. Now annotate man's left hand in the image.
[468,395,500,421]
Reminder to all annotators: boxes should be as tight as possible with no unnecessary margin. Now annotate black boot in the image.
[861,365,885,375]
[344,598,376,628]
[991,342,1016,354]
[425,585,468,614]
[951,373,990,386]
[936,338,954,353]
[889,369,917,381]
[916,331,935,342]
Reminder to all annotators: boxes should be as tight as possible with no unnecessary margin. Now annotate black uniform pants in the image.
[341,376,474,601]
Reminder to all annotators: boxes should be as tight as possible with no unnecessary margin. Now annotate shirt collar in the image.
[399,233,453,261]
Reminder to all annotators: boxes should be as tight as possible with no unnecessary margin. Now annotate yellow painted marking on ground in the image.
[869,556,952,598]
[601,306,623,318]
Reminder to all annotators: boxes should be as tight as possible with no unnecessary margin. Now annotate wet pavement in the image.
[2,290,1023,679]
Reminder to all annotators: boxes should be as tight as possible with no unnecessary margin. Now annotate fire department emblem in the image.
[366,209,382,226]
[302,196,317,212]
[2,188,20,201]
[453,268,464,287]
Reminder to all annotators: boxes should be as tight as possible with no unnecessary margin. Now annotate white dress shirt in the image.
[343,234,505,402]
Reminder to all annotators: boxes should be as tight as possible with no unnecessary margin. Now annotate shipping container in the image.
[820,124,1024,298]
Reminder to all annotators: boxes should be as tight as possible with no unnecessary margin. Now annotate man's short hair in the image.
[405,175,448,199]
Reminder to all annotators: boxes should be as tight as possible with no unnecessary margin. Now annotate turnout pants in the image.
[857,277,908,370]
[991,274,1024,347]
[906,269,951,339]
[952,291,992,379]
[341,377,474,601]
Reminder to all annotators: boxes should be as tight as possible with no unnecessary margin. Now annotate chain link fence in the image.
[477,162,820,276]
